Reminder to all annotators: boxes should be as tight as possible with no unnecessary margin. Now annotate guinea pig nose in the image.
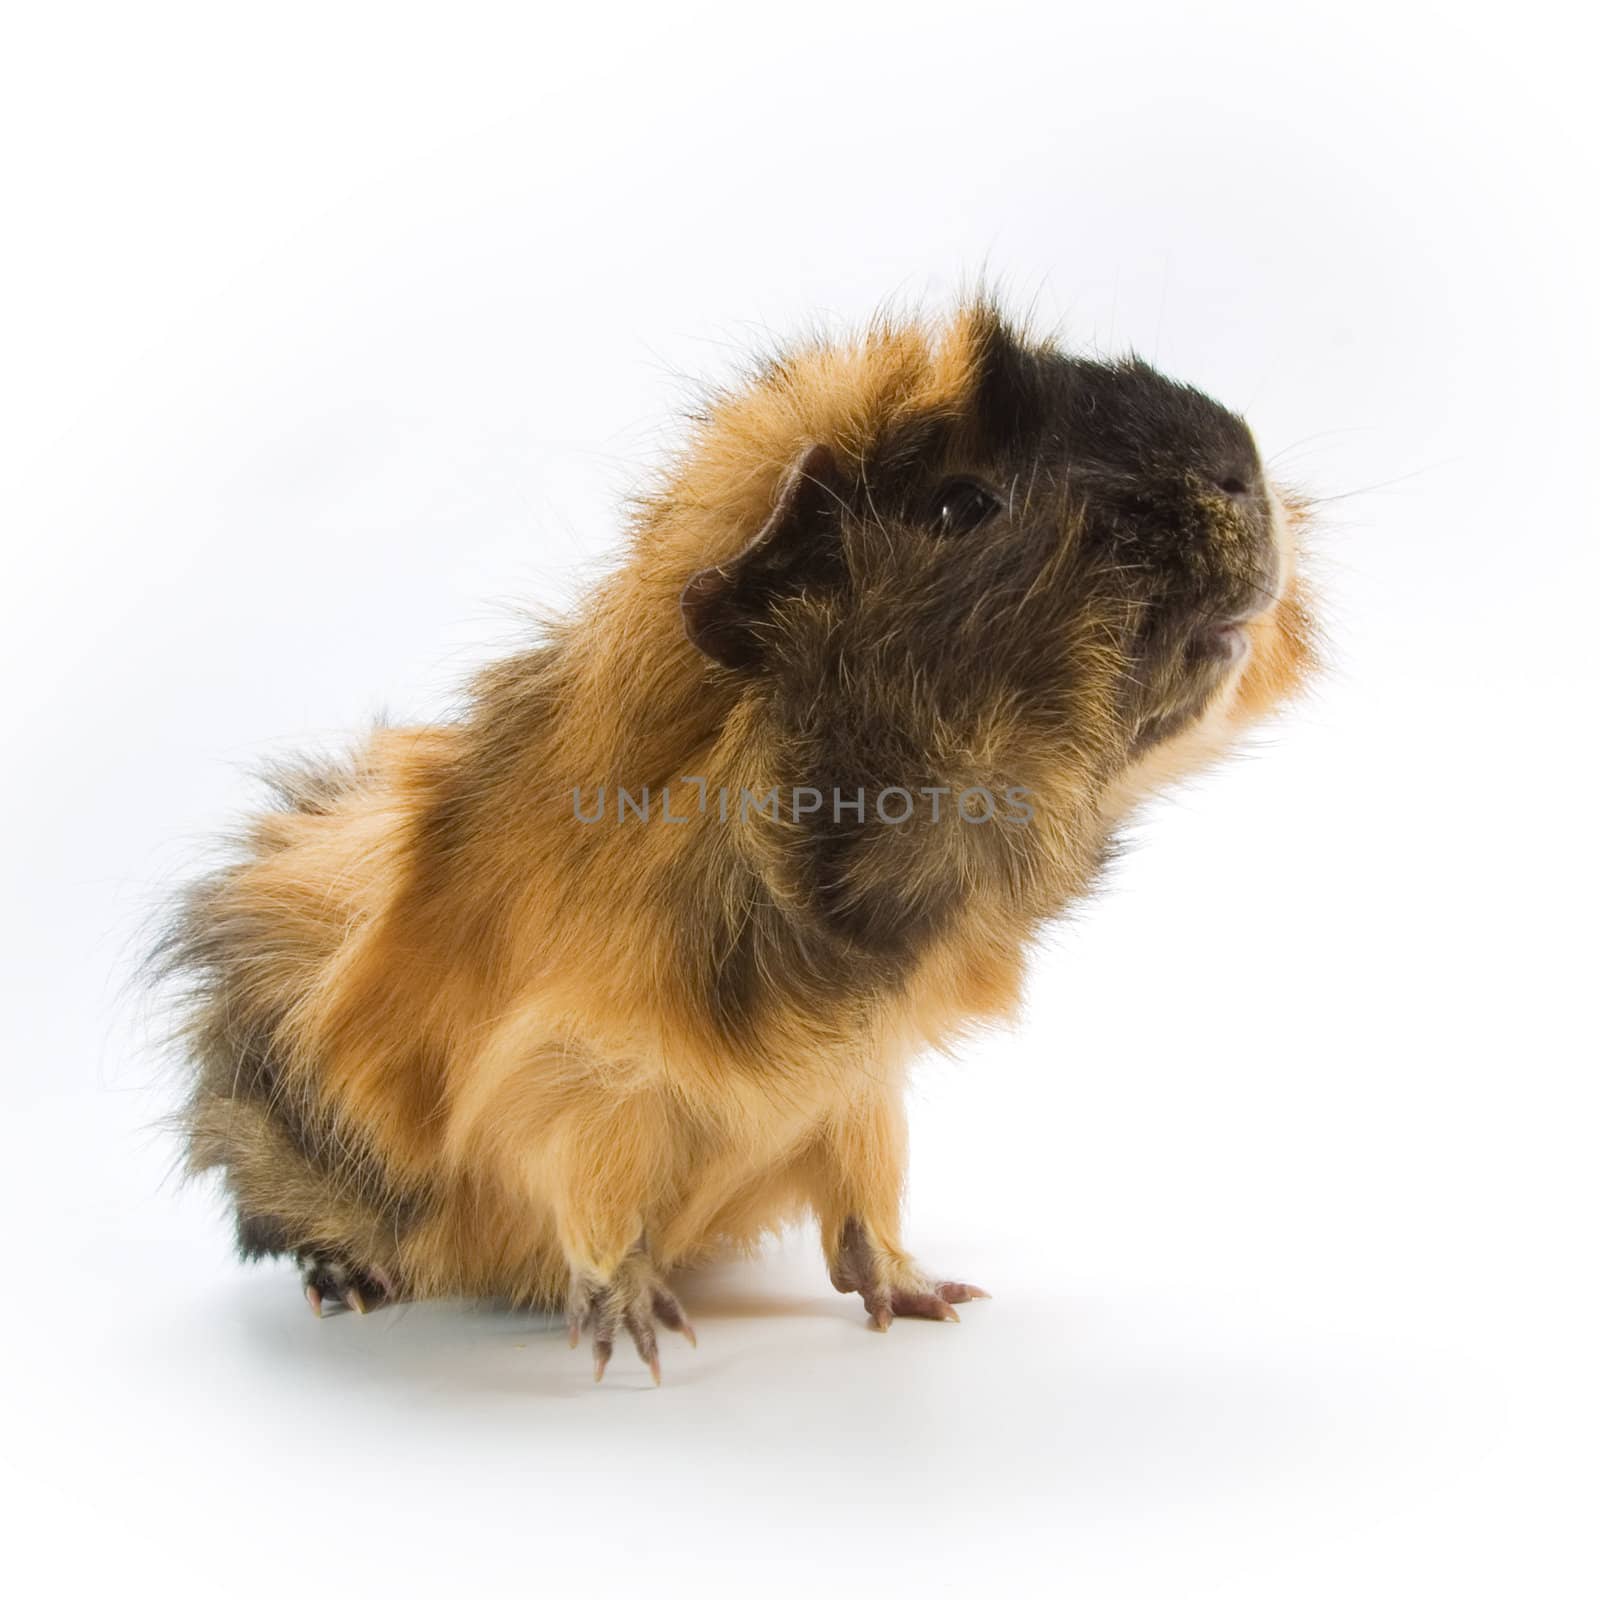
[1213,467,1259,500]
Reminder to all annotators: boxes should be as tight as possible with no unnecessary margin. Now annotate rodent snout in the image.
[1217,466,1284,624]
[1212,463,1260,502]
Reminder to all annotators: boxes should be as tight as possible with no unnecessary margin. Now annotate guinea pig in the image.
[156,298,1318,1382]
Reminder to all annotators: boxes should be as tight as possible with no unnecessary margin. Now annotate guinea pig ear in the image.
[680,442,847,670]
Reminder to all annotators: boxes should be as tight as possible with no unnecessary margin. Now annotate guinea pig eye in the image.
[928,477,1002,537]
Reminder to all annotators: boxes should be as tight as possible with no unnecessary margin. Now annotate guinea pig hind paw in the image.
[297,1253,395,1319]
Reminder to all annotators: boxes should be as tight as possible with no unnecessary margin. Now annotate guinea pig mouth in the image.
[1190,621,1251,667]
[1193,538,1287,667]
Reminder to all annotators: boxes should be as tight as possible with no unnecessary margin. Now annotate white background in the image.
[3,3,1596,1594]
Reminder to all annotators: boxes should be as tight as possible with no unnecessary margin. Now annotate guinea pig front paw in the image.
[565,1247,696,1386]
[827,1217,990,1332]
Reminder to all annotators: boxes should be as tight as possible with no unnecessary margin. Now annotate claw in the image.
[935,1282,990,1303]
[623,1298,663,1385]
[891,1289,960,1322]
[651,1287,697,1347]
[571,1257,694,1385]
[828,1218,989,1331]
[864,1285,894,1331]
[300,1254,394,1320]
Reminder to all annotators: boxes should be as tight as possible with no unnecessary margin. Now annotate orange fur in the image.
[165,301,1317,1357]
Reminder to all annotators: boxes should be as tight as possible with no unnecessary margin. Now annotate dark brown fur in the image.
[155,299,1318,1375]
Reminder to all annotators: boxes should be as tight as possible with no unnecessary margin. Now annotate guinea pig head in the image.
[676,307,1313,786]
[662,305,1317,965]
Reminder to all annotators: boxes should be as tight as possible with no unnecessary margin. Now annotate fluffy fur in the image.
[156,299,1318,1377]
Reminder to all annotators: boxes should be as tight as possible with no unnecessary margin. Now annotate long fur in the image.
[154,298,1318,1329]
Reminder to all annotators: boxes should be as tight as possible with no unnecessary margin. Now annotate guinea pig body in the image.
[159,300,1317,1378]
